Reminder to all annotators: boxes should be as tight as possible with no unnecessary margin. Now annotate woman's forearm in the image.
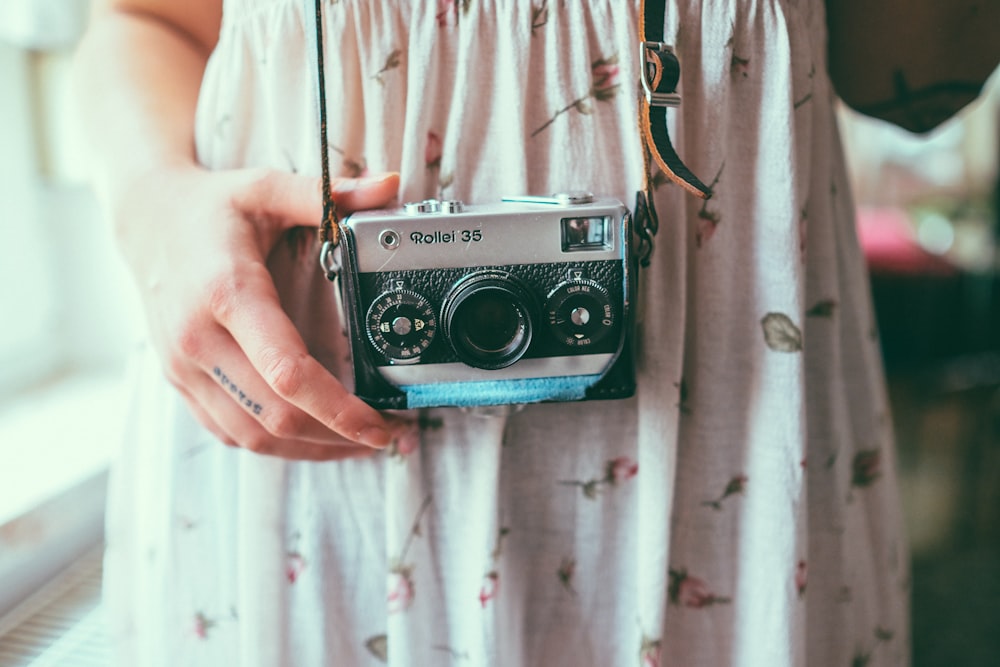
[826,0,1000,132]
[74,5,217,205]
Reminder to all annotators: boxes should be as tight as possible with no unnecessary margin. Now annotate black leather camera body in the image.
[329,192,637,410]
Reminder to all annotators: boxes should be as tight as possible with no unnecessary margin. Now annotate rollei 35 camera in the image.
[329,192,637,410]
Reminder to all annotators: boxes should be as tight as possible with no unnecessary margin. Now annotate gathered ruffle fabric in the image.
[103,1,910,665]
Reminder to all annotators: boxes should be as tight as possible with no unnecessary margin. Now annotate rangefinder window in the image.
[561,216,611,251]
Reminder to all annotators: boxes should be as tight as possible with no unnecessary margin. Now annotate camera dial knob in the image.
[404,199,441,215]
[545,279,615,348]
[365,289,437,362]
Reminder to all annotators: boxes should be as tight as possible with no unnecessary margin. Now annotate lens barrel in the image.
[441,271,535,370]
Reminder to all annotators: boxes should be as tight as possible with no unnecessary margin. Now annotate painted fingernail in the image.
[359,425,392,448]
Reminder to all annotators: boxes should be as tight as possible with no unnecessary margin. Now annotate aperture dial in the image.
[545,279,615,348]
[365,289,437,362]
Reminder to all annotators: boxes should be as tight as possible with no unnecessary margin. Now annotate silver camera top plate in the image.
[345,195,629,274]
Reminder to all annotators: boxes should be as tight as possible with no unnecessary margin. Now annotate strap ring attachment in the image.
[319,240,341,282]
[640,41,682,108]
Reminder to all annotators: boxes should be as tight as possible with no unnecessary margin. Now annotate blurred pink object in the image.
[856,207,956,276]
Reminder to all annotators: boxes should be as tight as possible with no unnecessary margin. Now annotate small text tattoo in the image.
[213,367,263,415]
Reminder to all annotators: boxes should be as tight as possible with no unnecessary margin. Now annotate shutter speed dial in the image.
[545,280,615,348]
[365,290,437,362]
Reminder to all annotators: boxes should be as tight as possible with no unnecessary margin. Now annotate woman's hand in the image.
[116,165,406,461]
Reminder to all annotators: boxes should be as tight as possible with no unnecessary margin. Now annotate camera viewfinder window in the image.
[561,216,611,251]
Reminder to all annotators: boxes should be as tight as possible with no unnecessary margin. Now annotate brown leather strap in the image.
[313,0,342,248]
[638,0,712,200]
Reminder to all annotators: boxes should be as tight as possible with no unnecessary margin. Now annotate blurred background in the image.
[0,3,997,666]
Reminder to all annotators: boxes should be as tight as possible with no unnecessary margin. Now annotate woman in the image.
[75,0,996,664]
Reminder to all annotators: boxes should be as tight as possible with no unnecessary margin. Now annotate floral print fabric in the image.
[103,0,910,665]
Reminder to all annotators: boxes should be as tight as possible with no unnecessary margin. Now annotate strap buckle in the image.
[640,41,681,108]
[319,240,341,282]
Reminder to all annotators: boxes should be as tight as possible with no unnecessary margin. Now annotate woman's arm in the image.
[75,0,406,460]
[75,0,220,202]
[826,0,1000,133]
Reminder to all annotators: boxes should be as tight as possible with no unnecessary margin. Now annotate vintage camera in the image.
[329,192,637,410]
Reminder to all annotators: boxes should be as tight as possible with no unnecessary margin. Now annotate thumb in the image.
[235,169,400,230]
[330,172,400,214]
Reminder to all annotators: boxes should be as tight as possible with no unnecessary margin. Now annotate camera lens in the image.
[442,272,535,370]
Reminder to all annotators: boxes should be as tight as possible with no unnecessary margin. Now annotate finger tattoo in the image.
[213,366,264,415]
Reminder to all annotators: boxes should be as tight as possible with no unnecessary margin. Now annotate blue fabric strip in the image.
[401,375,601,408]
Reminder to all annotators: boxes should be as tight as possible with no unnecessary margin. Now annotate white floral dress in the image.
[104,1,910,665]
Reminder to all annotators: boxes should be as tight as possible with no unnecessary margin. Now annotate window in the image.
[0,0,138,617]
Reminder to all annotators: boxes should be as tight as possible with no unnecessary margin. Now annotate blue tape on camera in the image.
[401,375,601,409]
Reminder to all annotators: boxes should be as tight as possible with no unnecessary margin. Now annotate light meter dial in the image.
[545,280,615,348]
[365,290,437,362]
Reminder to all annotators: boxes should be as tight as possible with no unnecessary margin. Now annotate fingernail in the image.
[360,172,398,187]
[334,173,396,192]
[359,425,392,448]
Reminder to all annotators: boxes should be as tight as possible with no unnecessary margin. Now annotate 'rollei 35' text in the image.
[410,229,483,244]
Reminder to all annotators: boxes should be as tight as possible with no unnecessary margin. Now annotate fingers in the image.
[152,166,408,460]
[177,363,381,462]
[232,170,400,232]
[174,329,415,461]
[184,324,356,445]
[207,262,394,448]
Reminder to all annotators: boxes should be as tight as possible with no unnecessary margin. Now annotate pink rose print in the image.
[607,456,639,484]
[387,495,433,614]
[477,525,510,608]
[851,449,882,488]
[796,560,808,597]
[389,422,421,459]
[695,163,725,248]
[640,636,662,667]
[286,552,307,584]
[560,456,639,499]
[436,0,471,27]
[591,59,620,95]
[478,571,500,608]
[425,131,443,170]
[192,608,238,640]
[193,612,215,640]
[701,474,748,510]
[387,568,416,613]
[424,132,453,197]
[697,208,721,247]
[532,54,622,137]
[668,568,732,608]
[731,53,750,78]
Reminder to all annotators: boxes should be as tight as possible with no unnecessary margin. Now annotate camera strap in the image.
[310,0,710,272]
[634,0,712,264]
[310,0,344,278]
